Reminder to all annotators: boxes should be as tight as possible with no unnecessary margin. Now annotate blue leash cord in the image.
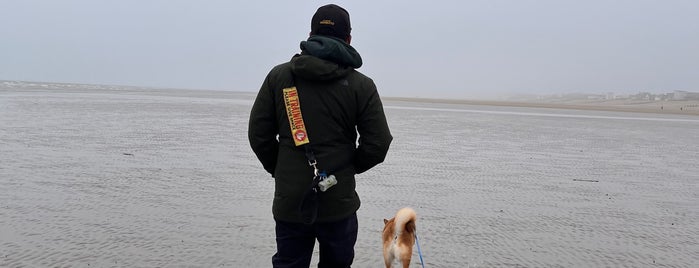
[415,233,425,268]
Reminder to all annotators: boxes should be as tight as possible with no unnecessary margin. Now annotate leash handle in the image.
[415,233,425,268]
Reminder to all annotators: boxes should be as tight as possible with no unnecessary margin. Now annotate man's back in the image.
[248,35,392,223]
[247,4,391,267]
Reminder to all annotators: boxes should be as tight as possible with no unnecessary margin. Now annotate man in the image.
[248,4,392,268]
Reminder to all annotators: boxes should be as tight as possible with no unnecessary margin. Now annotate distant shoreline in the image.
[3,80,697,116]
[384,97,699,116]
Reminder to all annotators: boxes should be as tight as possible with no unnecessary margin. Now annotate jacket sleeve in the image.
[354,78,392,174]
[248,74,279,176]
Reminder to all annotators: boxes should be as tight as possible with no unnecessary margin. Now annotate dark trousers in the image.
[272,213,358,268]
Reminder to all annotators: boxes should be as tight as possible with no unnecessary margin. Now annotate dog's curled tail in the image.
[394,207,417,234]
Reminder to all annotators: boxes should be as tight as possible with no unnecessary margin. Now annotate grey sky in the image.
[1,0,698,99]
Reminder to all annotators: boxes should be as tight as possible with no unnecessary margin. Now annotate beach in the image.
[385,97,699,116]
[1,86,698,267]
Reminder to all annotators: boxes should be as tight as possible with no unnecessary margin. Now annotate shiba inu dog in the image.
[382,207,417,268]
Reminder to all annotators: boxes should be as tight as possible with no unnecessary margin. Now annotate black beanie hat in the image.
[310,4,351,40]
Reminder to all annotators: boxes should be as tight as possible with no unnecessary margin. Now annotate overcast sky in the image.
[1,0,698,99]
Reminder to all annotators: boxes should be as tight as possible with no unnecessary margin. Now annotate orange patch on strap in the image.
[283,87,310,146]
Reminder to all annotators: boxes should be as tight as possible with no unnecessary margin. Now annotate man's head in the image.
[310,4,352,43]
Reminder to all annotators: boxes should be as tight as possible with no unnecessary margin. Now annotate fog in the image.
[1,0,698,99]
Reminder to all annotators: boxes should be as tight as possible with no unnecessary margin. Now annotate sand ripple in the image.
[1,89,697,267]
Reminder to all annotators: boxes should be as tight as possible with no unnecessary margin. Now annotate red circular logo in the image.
[294,130,307,141]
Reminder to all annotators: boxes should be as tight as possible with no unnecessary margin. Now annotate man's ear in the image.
[346,34,352,44]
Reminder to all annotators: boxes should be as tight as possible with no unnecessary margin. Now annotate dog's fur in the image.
[382,207,417,268]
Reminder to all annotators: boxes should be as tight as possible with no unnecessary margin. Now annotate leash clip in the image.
[308,160,319,176]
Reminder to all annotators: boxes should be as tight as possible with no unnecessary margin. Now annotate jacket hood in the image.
[291,35,362,81]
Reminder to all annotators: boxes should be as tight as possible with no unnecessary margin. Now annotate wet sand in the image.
[385,97,699,116]
[1,87,698,267]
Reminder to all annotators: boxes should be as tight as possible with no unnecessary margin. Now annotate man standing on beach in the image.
[248,4,392,268]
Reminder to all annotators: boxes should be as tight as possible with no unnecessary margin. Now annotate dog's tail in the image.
[394,207,417,236]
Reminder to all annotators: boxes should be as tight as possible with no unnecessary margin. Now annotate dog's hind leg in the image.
[400,249,412,268]
[384,251,393,268]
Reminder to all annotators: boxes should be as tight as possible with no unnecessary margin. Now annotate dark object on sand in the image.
[573,179,599,183]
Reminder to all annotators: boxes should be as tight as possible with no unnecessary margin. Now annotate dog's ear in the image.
[383,219,388,224]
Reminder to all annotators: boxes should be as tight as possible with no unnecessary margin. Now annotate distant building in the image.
[587,94,605,100]
[630,92,652,101]
[673,91,688,100]
[672,90,699,100]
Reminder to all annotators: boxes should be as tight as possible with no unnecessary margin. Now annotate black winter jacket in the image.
[248,35,392,222]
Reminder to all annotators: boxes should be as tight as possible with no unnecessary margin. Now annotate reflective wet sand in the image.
[1,87,697,267]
